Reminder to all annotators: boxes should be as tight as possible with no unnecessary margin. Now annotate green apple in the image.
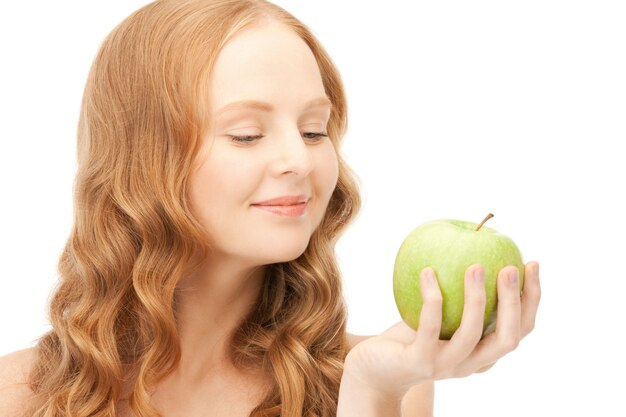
[393,214,524,340]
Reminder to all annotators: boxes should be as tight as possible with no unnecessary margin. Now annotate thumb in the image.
[380,320,417,345]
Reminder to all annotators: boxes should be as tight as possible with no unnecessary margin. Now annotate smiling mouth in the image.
[251,201,308,217]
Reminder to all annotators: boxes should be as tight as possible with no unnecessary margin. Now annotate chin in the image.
[260,239,311,264]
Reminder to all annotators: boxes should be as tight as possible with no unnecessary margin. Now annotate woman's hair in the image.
[26,1,361,416]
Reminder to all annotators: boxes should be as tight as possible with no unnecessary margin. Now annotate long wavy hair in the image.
[25,1,361,416]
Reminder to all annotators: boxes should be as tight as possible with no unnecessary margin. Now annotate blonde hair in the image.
[26,1,361,416]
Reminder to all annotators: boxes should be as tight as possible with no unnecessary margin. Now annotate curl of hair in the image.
[26,1,362,416]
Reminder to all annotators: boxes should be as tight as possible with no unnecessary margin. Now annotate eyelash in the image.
[228,132,329,143]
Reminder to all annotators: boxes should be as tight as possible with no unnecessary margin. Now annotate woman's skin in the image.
[0,16,541,417]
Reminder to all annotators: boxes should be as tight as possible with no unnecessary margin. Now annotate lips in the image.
[252,195,309,206]
[251,194,310,217]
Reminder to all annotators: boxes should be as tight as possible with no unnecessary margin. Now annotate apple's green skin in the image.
[393,219,524,340]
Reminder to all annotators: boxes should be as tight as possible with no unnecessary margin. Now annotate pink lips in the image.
[251,195,309,217]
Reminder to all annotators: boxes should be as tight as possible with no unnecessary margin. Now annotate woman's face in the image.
[188,20,339,266]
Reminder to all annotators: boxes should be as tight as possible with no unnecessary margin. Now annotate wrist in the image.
[337,360,405,417]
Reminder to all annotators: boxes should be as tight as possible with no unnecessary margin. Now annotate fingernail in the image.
[533,262,540,276]
[474,268,484,284]
[508,269,519,285]
[425,268,435,284]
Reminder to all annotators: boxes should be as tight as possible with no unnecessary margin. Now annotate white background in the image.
[1,1,624,415]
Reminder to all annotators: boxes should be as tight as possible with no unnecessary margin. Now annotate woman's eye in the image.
[303,132,329,141]
[229,134,263,143]
[228,132,329,143]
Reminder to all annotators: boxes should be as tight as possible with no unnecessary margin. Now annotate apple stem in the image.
[475,213,495,231]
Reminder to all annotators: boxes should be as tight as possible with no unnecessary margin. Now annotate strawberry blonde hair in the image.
[26,1,361,416]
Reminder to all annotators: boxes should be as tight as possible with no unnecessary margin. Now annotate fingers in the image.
[492,266,522,351]
[408,263,540,380]
[439,264,486,366]
[521,261,541,337]
[412,268,443,364]
[457,266,523,372]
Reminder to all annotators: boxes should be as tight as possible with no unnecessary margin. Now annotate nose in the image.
[271,130,314,177]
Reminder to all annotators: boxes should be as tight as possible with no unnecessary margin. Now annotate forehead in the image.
[208,20,327,114]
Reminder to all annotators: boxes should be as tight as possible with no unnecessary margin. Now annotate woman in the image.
[0,1,541,416]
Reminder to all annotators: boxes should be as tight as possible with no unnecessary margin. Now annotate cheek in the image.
[316,144,339,195]
[189,149,259,220]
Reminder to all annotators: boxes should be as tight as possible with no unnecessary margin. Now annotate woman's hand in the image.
[342,261,541,398]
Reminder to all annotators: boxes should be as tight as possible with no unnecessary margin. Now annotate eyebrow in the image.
[215,96,333,116]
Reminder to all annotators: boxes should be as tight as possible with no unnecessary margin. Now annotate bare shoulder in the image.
[0,347,37,417]
[345,333,434,417]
